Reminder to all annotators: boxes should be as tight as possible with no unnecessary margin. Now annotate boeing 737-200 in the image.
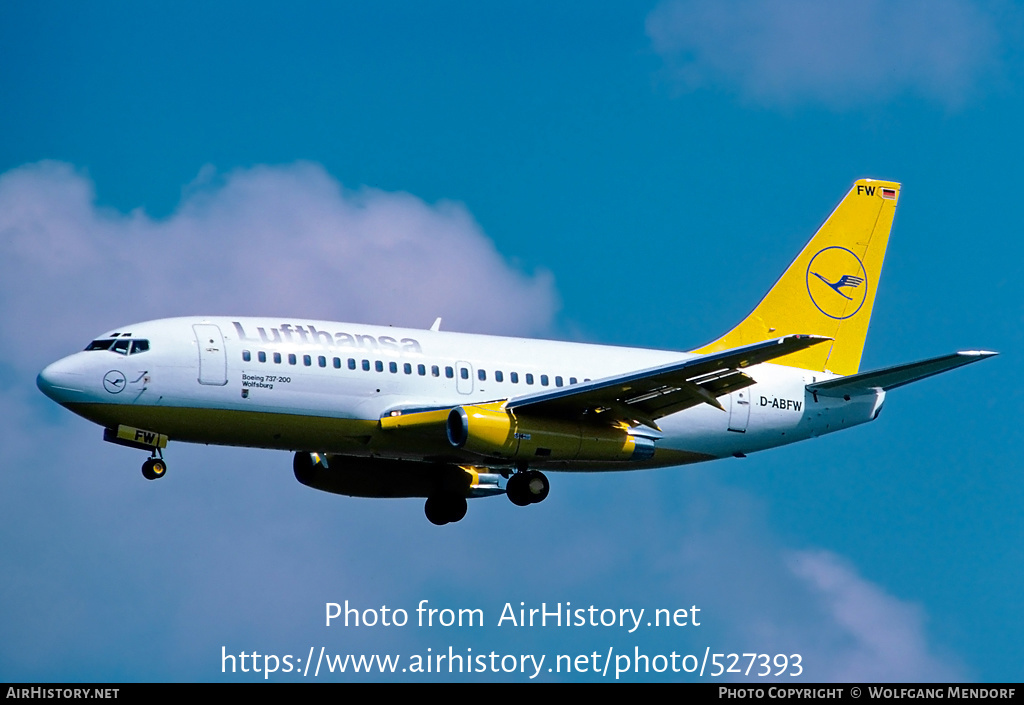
[37,179,995,524]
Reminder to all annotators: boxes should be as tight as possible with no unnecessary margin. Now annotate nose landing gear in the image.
[141,453,167,480]
[101,426,169,481]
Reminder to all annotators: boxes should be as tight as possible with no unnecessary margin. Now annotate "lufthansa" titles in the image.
[234,321,423,354]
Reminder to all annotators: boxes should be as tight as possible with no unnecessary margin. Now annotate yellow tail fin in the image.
[693,179,900,375]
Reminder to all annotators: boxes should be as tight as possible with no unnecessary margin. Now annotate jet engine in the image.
[292,452,500,499]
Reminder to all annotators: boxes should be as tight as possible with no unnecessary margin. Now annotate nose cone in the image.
[37,356,88,404]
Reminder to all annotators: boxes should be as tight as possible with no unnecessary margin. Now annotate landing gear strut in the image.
[506,469,549,506]
[141,452,167,481]
[424,493,468,526]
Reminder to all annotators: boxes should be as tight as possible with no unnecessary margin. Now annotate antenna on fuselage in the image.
[430,317,442,331]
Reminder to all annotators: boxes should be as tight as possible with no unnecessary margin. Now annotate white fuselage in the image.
[37,316,884,471]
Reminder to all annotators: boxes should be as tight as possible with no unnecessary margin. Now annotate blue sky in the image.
[1,1,1021,682]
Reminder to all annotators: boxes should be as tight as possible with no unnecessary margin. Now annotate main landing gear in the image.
[141,452,167,481]
[422,467,550,525]
[424,493,468,526]
[505,468,549,507]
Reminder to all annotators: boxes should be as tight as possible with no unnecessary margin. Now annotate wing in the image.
[505,334,831,430]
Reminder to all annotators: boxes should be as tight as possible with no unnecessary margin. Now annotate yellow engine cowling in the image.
[446,402,655,462]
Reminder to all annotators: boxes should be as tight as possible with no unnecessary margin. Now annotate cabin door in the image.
[728,390,750,432]
[194,324,228,386]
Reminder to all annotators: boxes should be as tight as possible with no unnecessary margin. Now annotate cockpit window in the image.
[84,338,151,355]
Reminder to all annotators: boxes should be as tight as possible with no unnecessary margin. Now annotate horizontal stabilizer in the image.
[806,351,997,398]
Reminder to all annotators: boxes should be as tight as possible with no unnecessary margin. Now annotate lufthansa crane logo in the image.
[103,370,127,394]
[806,247,867,320]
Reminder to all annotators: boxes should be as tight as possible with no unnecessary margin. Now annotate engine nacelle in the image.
[293,452,500,499]
[446,402,655,462]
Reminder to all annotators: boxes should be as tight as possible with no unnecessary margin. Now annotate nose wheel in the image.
[506,469,549,506]
[141,455,167,480]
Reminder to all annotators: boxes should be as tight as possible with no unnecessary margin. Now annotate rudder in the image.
[693,179,900,375]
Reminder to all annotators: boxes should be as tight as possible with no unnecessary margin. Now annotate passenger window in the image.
[510,372,519,383]
[418,364,426,376]
[362,359,370,371]
[404,363,412,374]
[389,361,398,373]
[540,374,549,386]
[445,366,454,379]
[375,361,384,372]
[288,354,297,365]
[348,358,356,370]
[570,377,577,385]
[555,376,563,387]
[333,357,342,369]
[273,352,282,364]
[318,356,327,368]
[303,355,312,366]
[431,365,440,377]
[526,373,534,385]
[242,350,251,362]
[258,351,267,363]
[495,371,503,382]
[478,369,486,381]
[460,367,469,380]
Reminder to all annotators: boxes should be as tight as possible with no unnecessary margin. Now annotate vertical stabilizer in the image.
[693,179,900,375]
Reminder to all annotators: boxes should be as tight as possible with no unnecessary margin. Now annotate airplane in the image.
[36,179,995,525]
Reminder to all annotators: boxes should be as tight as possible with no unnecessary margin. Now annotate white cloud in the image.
[646,0,1003,108]
[636,475,966,682]
[0,160,559,373]
[787,550,964,681]
[0,159,561,677]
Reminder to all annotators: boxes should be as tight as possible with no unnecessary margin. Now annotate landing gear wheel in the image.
[141,457,167,481]
[448,494,468,523]
[506,470,549,506]
[424,493,468,525]
[505,472,532,506]
[524,470,549,503]
[424,496,447,525]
